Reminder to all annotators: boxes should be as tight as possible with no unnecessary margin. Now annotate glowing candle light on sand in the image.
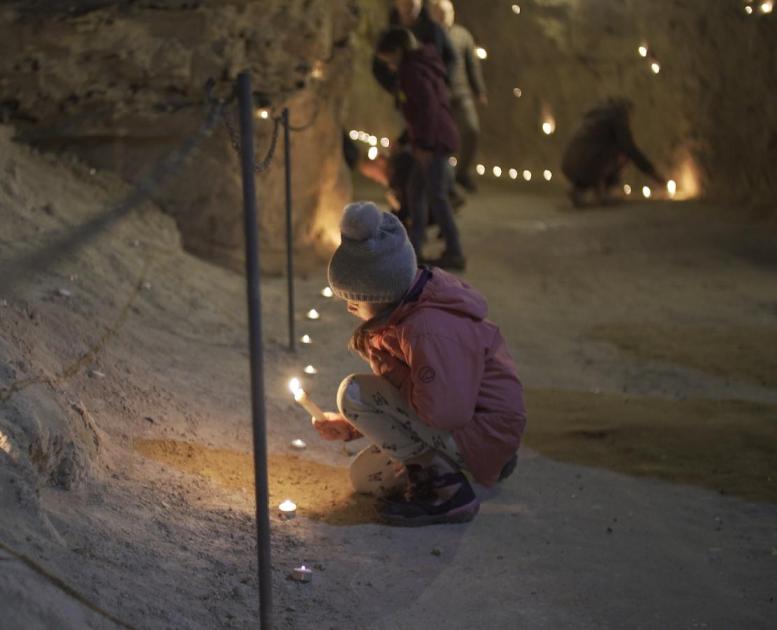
[513,87,523,98]
[292,565,313,582]
[476,164,486,175]
[367,146,378,161]
[745,4,754,13]
[508,168,518,180]
[523,169,532,181]
[256,108,270,120]
[380,137,390,148]
[542,120,555,135]
[512,4,521,14]
[543,169,553,181]
[667,179,677,198]
[642,185,652,198]
[300,334,312,344]
[279,499,297,519]
[290,438,307,450]
[449,156,458,167]
[638,44,648,58]
[760,1,773,14]
[289,378,325,421]
[650,61,661,74]
[321,286,333,298]
[303,364,318,375]
[306,308,320,320]
[475,47,488,60]
[349,129,359,140]
[623,184,632,195]
[368,135,378,146]
[492,166,502,178]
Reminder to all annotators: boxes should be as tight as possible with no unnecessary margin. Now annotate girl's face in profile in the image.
[346,301,387,321]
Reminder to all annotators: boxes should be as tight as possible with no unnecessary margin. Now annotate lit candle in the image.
[760,1,773,14]
[303,364,318,375]
[522,169,532,181]
[476,164,486,175]
[512,4,521,14]
[513,87,523,98]
[292,565,313,583]
[279,499,297,519]
[492,166,502,178]
[623,184,632,195]
[380,137,390,148]
[290,439,307,450]
[256,108,270,120]
[475,47,488,60]
[367,146,378,161]
[368,135,377,146]
[508,168,518,180]
[349,129,359,140]
[448,156,458,167]
[638,44,648,58]
[321,287,333,298]
[300,334,312,344]
[667,179,677,198]
[289,378,325,421]
[650,61,661,74]
[745,4,754,12]
[543,169,552,181]
[542,120,555,135]
[306,309,320,320]
[642,185,652,198]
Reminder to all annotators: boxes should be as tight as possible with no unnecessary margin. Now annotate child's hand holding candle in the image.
[313,412,361,441]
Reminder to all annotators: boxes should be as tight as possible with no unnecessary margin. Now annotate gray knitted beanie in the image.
[327,201,418,303]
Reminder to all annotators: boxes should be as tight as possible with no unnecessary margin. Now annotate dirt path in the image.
[1,139,776,629]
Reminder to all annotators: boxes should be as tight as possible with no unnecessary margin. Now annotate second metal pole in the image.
[237,71,273,630]
[283,108,296,352]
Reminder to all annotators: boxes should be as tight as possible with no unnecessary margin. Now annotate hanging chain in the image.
[220,104,283,173]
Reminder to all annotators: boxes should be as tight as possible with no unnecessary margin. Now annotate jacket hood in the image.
[392,268,488,324]
[403,45,448,83]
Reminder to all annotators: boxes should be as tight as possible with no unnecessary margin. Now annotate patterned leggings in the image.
[338,373,466,496]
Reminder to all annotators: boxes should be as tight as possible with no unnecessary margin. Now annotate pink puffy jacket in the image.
[364,268,527,486]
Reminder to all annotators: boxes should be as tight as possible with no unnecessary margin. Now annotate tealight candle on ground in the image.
[290,439,307,450]
[650,61,660,74]
[321,287,333,298]
[289,378,326,422]
[380,137,390,148]
[642,185,652,198]
[279,499,297,519]
[303,365,318,375]
[292,565,313,583]
[522,170,532,181]
[300,334,312,344]
[667,179,677,197]
[367,146,378,160]
[475,47,487,60]
[543,169,553,181]
[623,184,632,195]
[508,168,518,180]
[476,164,485,175]
[492,166,502,177]
[638,44,648,58]
[306,309,320,320]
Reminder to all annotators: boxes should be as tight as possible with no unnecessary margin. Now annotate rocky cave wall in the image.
[0,0,361,273]
[347,0,777,213]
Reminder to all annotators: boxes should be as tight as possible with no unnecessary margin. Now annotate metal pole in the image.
[237,71,273,630]
[283,108,296,352]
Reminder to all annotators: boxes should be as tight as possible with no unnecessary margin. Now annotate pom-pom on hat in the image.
[328,202,418,303]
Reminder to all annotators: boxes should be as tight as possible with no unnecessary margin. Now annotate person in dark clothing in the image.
[376,26,465,271]
[372,0,457,94]
[429,0,487,192]
[562,98,666,207]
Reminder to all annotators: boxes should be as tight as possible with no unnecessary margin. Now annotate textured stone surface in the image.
[347,0,777,212]
[0,0,360,272]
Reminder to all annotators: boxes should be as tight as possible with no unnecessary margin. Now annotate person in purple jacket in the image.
[376,26,466,271]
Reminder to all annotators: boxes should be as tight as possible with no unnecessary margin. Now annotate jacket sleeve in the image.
[372,55,399,94]
[400,69,440,150]
[464,32,486,97]
[437,25,458,85]
[399,332,485,432]
[614,114,658,177]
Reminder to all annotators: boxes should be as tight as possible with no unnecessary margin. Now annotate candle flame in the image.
[492,166,502,178]
[512,4,521,14]
[623,184,632,195]
[303,365,318,375]
[321,287,333,298]
[475,47,488,60]
[380,137,390,148]
[522,169,532,181]
[476,164,486,175]
[543,169,552,181]
[642,185,652,198]
[638,44,648,58]
[307,309,320,320]
[667,179,677,197]
[289,377,302,395]
[508,168,518,180]
[650,61,661,74]
[300,334,312,344]
[367,146,378,161]
[279,499,296,512]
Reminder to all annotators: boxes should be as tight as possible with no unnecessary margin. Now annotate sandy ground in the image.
[1,133,776,629]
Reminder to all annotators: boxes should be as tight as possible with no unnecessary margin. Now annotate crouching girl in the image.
[314,201,526,526]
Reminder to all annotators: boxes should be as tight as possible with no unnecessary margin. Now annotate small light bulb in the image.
[638,45,648,58]
[522,169,532,181]
[513,87,523,98]
[650,61,661,74]
[367,146,378,160]
[623,184,632,195]
[492,166,502,177]
[511,4,521,14]
[508,168,518,180]
[476,164,486,175]
[380,137,390,148]
[303,365,318,375]
[475,47,488,60]
[321,287,333,298]
[543,169,552,181]
[642,185,652,198]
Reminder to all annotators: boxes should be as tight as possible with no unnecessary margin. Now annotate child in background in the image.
[375,26,466,271]
[313,201,526,526]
